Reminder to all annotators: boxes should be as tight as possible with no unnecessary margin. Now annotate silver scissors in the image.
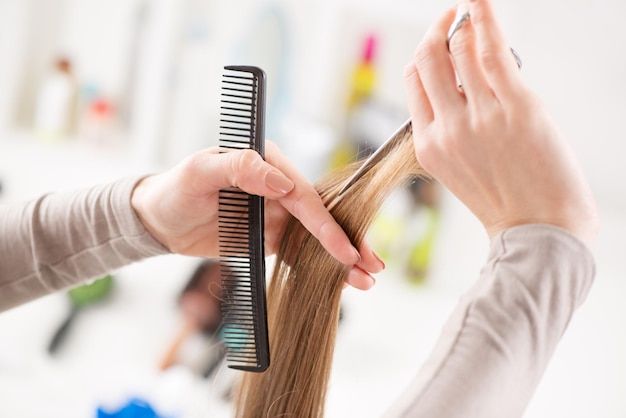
[338,12,522,196]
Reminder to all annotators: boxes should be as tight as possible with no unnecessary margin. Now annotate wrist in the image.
[486,216,599,250]
[130,175,171,250]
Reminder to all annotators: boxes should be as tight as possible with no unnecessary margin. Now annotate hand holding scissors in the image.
[340,0,597,247]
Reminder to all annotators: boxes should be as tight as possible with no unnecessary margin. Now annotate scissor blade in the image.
[338,119,412,195]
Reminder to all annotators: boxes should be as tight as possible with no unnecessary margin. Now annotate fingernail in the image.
[345,268,375,290]
[352,247,362,265]
[366,274,376,289]
[265,170,294,194]
[373,251,386,271]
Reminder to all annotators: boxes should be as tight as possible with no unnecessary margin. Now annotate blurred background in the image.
[0,0,624,416]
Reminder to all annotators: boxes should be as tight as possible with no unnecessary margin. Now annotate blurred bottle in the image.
[80,95,117,147]
[368,179,442,285]
[337,34,444,284]
[34,57,78,142]
[347,34,376,109]
[405,180,442,284]
[329,33,378,169]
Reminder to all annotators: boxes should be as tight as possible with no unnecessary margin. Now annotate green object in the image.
[368,213,406,263]
[48,275,114,354]
[406,207,440,284]
[68,275,114,307]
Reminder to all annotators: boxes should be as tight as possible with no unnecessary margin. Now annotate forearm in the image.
[0,177,169,311]
[386,224,596,418]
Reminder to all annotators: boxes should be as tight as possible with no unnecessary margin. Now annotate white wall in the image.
[0,0,32,137]
[2,0,623,209]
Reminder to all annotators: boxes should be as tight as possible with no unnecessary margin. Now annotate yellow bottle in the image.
[348,34,377,109]
[330,34,378,170]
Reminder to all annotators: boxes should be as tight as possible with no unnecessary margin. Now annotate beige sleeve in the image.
[0,176,169,311]
[385,224,596,418]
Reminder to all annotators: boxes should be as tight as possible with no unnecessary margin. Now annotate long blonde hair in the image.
[235,125,422,417]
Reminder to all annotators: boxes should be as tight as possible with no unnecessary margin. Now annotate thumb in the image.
[187,148,295,198]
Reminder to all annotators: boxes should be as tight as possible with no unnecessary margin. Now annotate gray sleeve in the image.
[385,224,596,418]
[0,176,170,312]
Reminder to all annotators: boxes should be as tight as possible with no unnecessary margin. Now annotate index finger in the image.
[265,142,361,266]
[412,7,463,115]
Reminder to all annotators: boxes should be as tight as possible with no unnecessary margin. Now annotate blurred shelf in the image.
[0,130,155,203]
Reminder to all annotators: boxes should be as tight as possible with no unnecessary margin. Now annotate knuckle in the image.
[442,113,468,138]
[231,149,262,184]
[472,103,507,136]
[291,194,324,236]
[290,193,307,220]
[403,62,417,80]
[412,129,437,172]
[484,105,506,127]
[316,218,332,241]
[236,149,261,171]
[435,118,469,153]
[413,137,431,161]
[178,152,203,178]
[448,32,474,61]
[413,39,437,69]
[414,143,437,175]
[478,49,506,74]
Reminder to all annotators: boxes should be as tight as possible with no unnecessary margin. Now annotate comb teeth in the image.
[218,66,269,372]
[220,66,265,153]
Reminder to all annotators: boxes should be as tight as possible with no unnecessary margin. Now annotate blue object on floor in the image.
[97,398,172,418]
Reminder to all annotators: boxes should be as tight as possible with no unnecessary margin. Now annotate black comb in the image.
[218,65,270,372]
